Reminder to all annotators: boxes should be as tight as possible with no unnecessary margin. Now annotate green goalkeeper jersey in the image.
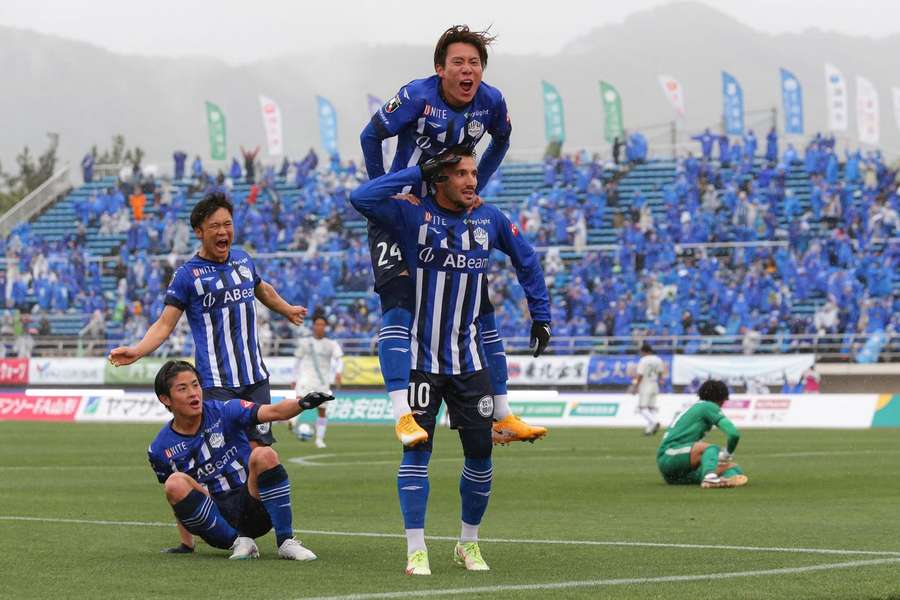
[657,400,740,458]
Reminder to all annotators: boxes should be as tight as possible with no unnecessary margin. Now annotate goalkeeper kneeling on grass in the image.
[656,379,748,489]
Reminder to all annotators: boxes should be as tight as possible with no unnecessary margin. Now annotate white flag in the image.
[258,95,284,156]
[892,86,900,134]
[658,75,685,117]
[824,63,848,132]
[856,76,879,145]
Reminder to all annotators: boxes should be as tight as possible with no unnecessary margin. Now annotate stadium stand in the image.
[0,133,897,361]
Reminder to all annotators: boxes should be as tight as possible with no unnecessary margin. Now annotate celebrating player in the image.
[360,25,545,448]
[147,360,331,559]
[350,147,552,575]
[630,342,666,435]
[290,313,343,448]
[656,379,749,489]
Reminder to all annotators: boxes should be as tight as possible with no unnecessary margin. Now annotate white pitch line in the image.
[2,515,899,558]
[296,557,900,600]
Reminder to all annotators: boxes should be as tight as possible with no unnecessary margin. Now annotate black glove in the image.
[530,321,551,358]
[419,153,461,186]
[298,392,334,411]
[161,543,194,554]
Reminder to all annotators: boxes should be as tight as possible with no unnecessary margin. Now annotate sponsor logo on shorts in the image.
[477,395,494,418]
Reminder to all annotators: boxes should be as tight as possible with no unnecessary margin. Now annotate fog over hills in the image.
[2,2,898,176]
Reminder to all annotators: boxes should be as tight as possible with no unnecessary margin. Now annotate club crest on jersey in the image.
[384,95,402,114]
[467,120,484,138]
[208,432,225,449]
[473,226,488,247]
[238,265,252,279]
[477,395,494,418]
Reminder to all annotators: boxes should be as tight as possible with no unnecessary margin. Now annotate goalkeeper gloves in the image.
[419,153,461,187]
[529,321,552,357]
[298,392,334,411]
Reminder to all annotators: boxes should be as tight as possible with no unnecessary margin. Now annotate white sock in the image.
[493,394,511,420]
[639,408,655,428]
[406,528,426,554]
[460,521,479,543]
[316,417,327,441]
[391,389,412,421]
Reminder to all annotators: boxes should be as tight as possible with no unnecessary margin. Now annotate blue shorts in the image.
[203,378,275,445]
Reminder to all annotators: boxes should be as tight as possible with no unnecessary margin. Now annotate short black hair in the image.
[154,360,199,402]
[434,25,496,69]
[312,314,327,324]
[640,342,653,354]
[190,192,233,229]
[698,379,729,405]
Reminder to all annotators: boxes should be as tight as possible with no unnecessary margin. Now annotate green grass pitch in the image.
[2,422,899,599]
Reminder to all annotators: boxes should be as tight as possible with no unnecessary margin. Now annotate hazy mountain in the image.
[2,2,899,179]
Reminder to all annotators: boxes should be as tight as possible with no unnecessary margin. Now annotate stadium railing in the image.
[15,331,897,362]
[0,166,71,239]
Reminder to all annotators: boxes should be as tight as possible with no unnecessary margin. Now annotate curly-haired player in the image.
[656,379,749,488]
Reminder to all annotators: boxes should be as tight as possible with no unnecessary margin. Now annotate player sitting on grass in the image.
[147,360,332,560]
[656,379,749,489]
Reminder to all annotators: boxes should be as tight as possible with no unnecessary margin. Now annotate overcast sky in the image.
[2,0,899,64]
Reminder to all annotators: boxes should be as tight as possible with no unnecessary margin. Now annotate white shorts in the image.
[638,389,658,409]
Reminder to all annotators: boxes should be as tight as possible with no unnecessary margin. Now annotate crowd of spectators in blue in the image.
[0,128,896,361]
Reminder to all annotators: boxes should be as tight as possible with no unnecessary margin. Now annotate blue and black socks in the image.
[173,489,237,550]
[257,464,294,547]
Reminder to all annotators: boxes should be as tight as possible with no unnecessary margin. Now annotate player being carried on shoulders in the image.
[349,146,552,575]
[360,24,546,448]
[656,379,749,489]
[147,360,332,560]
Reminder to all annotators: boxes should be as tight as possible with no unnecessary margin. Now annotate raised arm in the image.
[475,96,512,193]
[109,305,183,367]
[361,88,424,179]
[349,166,422,229]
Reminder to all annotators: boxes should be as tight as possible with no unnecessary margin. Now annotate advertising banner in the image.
[205,101,227,160]
[340,356,385,386]
[0,394,81,421]
[104,357,174,385]
[317,96,339,155]
[587,355,672,386]
[658,75,685,117]
[30,358,105,385]
[541,81,566,143]
[856,75,880,145]
[506,355,589,386]
[722,71,745,135]
[599,81,624,143]
[0,358,29,385]
[77,394,171,423]
[671,354,814,386]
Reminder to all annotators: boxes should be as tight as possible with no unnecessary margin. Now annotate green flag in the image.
[599,81,624,143]
[541,81,565,143]
[205,101,227,161]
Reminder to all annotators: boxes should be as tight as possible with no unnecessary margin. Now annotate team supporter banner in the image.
[0,394,80,421]
[587,355,673,386]
[671,354,814,386]
[366,94,391,171]
[892,87,900,133]
[103,357,176,385]
[258,95,284,156]
[205,101,227,160]
[599,81,624,143]
[0,358,29,384]
[30,358,105,385]
[506,355,590,386]
[824,63,848,131]
[856,76,880,145]
[317,96,339,155]
[77,394,171,422]
[780,68,804,134]
[541,81,565,143]
[722,71,744,135]
[658,75,685,117]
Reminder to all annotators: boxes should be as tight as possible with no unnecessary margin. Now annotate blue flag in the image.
[722,71,744,135]
[780,68,804,134]
[317,96,338,155]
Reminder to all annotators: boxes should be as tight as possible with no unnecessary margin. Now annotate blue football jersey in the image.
[147,399,258,496]
[362,75,511,193]
[165,248,269,389]
[350,167,551,375]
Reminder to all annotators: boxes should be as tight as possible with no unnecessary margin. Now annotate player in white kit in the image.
[292,314,343,448]
[630,342,666,435]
